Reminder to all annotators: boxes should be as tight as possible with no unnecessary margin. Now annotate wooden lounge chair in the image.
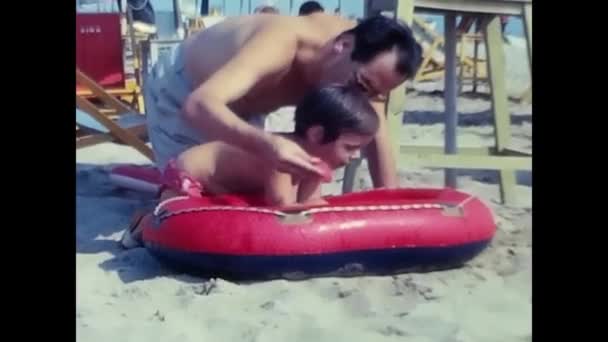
[411,16,488,84]
[76,68,154,161]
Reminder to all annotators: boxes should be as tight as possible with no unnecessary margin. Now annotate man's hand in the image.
[265,134,325,179]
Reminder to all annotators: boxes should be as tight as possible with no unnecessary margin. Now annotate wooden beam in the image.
[484,15,517,204]
[522,3,532,65]
[76,86,138,97]
[76,95,155,161]
[415,38,442,81]
[126,6,141,85]
[522,3,532,103]
[77,125,148,149]
[400,145,532,157]
[76,69,135,115]
[398,152,531,170]
[416,70,446,81]
[444,13,458,188]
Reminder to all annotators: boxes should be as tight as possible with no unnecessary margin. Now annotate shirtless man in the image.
[145,13,422,189]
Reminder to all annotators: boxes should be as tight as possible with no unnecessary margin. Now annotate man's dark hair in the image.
[294,85,378,143]
[342,15,423,79]
[298,1,324,15]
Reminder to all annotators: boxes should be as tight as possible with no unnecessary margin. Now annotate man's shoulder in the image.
[262,15,305,37]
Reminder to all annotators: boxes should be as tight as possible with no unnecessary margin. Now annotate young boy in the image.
[121,84,377,248]
[161,84,378,206]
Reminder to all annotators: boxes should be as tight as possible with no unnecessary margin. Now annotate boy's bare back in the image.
[176,139,325,206]
[176,142,272,195]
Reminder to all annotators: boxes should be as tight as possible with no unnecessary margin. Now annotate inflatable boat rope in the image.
[152,194,477,223]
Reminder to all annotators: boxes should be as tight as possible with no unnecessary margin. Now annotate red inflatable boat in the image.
[140,188,496,280]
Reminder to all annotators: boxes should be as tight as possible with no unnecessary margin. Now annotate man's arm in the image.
[183,27,295,153]
[364,97,399,189]
[182,27,323,177]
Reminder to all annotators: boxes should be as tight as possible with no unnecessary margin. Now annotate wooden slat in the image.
[522,3,532,103]
[77,125,148,149]
[415,38,443,81]
[416,70,446,81]
[400,145,532,157]
[76,95,155,161]
[398,152,531,170]
[484,15,517,204]
[76,86,137,97]
[76,69,135,115]
[126,6,142,86]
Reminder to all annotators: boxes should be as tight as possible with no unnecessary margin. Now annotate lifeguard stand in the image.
[344,0,532,205]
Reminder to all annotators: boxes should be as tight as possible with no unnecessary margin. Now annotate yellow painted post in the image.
[522,3,532,103]
[484,15,517,205]
[387,0,415,164]
[523,3,532,70]
[76,95,155,161]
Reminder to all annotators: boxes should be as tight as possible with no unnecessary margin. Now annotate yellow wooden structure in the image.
[411,15,488,85]
[344,0,533,205]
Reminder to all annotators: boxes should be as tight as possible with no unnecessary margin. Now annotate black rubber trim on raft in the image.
[143,240,492,281]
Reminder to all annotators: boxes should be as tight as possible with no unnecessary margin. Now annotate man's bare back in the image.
[181,14,356,118]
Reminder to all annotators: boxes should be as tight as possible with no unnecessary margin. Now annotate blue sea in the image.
[148,11,526,40]
[78,0,525,39]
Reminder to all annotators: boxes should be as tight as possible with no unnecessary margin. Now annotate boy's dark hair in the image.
[299,1,324,15]
[341,15,423,79]
[294,85,378,143]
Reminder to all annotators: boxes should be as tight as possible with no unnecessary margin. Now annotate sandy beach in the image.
[76,36,531,341]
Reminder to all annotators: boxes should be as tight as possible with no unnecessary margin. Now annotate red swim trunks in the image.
[159,159,205,198]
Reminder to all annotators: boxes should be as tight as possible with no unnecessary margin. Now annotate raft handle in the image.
[277,212,313,225]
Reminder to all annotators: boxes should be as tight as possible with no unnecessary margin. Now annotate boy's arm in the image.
[297,178,327,206]
[264,170,297,206]
[364,96,399,189]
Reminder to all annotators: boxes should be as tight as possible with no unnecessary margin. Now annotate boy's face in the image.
[310,132,374,169]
